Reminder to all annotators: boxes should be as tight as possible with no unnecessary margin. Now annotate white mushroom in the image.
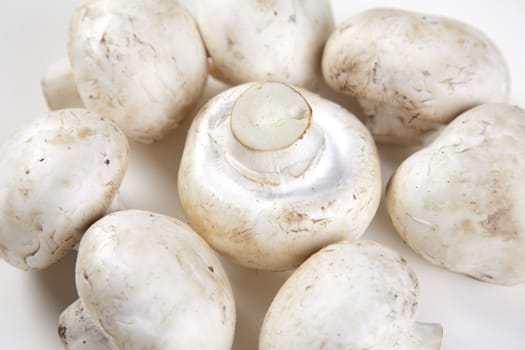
[68,210,235,349]
[42,0,208,143]
[178,81,381,270]
[259,240,443,349]
[0,109,128,270]
[386,103,525,285]
[322,8,510,144]
[58,299,113,350]
[197,0,334,89]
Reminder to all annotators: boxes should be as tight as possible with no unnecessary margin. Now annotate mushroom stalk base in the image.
[58,299,114,350]
[42,57,84,110]
[223,82,325,185]
[393,322,443,350]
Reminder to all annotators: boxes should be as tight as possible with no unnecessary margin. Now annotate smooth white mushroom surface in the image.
[322,8,510,144]
[65,0,208,143]
[197,0,334,89]
[0,109,128,270]
[386,103,525,285]
[259,240,443,349]
[178,81,381,271]
[75,210,236,350]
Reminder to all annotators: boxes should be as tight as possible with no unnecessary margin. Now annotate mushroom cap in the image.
[259,240,442,349]
[178,82,381,270]
[69,0,208,143]
[386,103,525,285]
[197,0,334,89]
[76,210,236,350]
[322,8,510,143]
[0,109,128,270]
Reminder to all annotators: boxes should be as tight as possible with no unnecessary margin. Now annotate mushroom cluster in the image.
[2,0,524,349]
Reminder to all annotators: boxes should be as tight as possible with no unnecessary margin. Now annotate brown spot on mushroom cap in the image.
[78,128,96,139]
[256,0,278,10]
[58,325,67,343]
[46,133,76,145]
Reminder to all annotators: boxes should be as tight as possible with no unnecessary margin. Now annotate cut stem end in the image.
[231,82,312,152]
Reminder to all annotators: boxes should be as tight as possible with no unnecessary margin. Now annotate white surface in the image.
[0,1,524,349]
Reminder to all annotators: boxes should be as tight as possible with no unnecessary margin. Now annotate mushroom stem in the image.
[58,299,114,350]
[393,322,443,350]
[223,82,325,185]
[41,57,83,110]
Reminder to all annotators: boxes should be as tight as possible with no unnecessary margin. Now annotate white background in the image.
[0,1,524,349]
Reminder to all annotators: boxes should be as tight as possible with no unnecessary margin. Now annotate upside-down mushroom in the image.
[178,81,381,270]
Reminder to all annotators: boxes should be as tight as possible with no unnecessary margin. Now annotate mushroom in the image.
[59,209,235,349]
[0,109,128,270]
[178,81,381,270]
[196,0,334,89]
[41,0,208,143]
[322,8,510,144]
[386,103,525,285]
[259,240,443,349]
[58,299,113,350]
